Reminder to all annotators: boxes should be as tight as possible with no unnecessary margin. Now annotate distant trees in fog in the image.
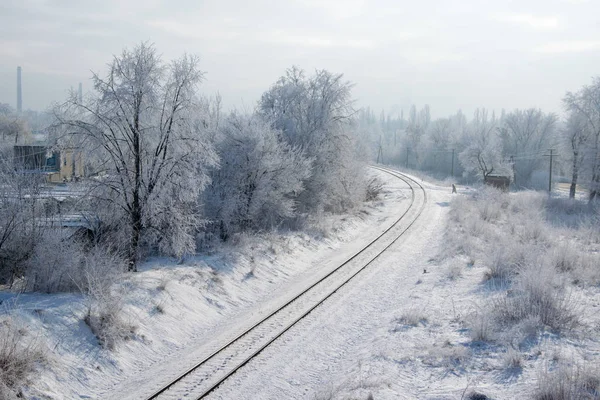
[360,77,600,200]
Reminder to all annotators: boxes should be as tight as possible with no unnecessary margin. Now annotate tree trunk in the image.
[589,168,600,202]
[129,202,141,272]
[569,152,578,199]
[129,102,142,271]
[589,162,600,202]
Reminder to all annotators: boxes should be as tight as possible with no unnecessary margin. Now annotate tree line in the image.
[359,79,600,201]
[0,42,369,290]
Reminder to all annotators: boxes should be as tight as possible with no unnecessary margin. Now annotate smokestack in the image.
[78,82,83,104]
[17,66,22,113]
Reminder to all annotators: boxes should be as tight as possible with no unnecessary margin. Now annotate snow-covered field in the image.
[0,168,412,399]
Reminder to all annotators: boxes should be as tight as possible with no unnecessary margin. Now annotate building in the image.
[13,144,84,183]
[484,175,511,191]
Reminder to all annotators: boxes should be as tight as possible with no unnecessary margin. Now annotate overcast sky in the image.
[0,0,599,118]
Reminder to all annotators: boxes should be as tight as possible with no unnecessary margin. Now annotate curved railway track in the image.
[145,166,427,400]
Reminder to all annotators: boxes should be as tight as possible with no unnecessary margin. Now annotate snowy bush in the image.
[490,265,578,332]
[24,233,125,294]
[84,284,135,350]
[467,310,494,342]
[501,347,523,370]
[24,234,84,293]
[0,317,44,398]
[394,309,428,328]
[204,113,311,239]
[365,178,384,202]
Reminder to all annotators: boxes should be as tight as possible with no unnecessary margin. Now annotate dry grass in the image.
[0,317,44,397]
[395,309,428,328]
[535,362,600,400]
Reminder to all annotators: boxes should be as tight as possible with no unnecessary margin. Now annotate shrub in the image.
[25,236,125,295]
[484,248,519,283]
[24,234,84,293]
[490,266,578,332]
[84,290,135,350]
[365,177,384,201]
[501,347,523,370]
[549,244,580,273]
[395,309,428,328]
[467,310,494,342]
[82,254,133,350]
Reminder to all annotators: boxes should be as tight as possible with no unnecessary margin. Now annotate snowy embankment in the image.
[217,178,600,400]
[0,169,409,399]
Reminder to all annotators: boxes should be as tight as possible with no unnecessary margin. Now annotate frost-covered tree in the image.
[54,43,217,269]
[0,106,27,144]
[562,112,593,198]
[205,113,311,239]
[459,109,507,181]
[498,109,557,187]
[563,77,600,201]
[0,153,45,285]
[259,67,365,213]
[405,105,431,167]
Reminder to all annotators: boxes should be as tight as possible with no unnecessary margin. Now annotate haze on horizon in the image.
[0,0,599,118]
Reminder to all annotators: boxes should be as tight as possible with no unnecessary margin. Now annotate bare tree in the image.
[0,153,45,285]
[563,77,600,201]
[54,43,216,270]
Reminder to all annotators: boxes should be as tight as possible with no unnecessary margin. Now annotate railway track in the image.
[144,166,427,400]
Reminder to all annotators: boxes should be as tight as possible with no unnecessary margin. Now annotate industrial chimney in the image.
[17,66,22,113]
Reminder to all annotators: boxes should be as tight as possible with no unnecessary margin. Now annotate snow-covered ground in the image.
[0,168,412,399]
[6,168,596,400]
[206,172,600,400]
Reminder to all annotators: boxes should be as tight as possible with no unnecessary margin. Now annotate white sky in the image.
[0,0,599,118]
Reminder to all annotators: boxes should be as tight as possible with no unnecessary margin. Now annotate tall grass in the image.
[0,316,44,398]
[446,188,599,344]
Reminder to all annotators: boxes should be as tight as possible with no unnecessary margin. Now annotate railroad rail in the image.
[144,166,427,400]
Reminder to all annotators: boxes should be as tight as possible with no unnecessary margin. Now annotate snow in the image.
[6,167,596,400]
[208,171,452,400]
[1,167,411,399]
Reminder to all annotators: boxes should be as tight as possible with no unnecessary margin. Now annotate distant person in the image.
[452,184,457,194]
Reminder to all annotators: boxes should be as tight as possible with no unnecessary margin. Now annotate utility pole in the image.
[548,149,553,193]
[544,149,554,193]
[510,155,516,188]
[376,136,384,164]
[451,148,455,177]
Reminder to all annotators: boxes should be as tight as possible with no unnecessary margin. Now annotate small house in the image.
[484,175,511,191]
